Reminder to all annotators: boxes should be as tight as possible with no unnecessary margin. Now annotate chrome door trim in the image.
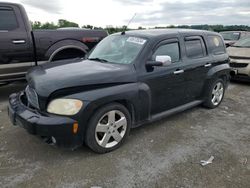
[12,40,26,44]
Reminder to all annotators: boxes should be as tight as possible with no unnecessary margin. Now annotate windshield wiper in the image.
[232,45,245,48]
[88,57,109,63]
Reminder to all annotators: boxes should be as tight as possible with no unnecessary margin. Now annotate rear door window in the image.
[185,36,207,59]
[207,35,226,55]
[0,7,18,30]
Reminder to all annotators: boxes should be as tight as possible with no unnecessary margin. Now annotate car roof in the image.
[114,29,218,39]
[0,2,22,7]
[220,31,250,33]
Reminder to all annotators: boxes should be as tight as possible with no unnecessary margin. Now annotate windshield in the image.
[221,32,240,41]
[233,37,250,47]
[88,35,147,64]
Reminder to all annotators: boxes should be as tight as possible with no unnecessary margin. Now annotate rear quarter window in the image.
[0,7,18,30]
[207,35,226,55]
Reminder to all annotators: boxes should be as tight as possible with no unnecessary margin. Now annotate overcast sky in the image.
[2,0,250,28]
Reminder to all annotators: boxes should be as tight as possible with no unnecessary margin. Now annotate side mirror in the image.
[155,55,172,66]
[146,61,163,67]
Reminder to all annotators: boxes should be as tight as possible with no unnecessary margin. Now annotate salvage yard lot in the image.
[0,81,249,188]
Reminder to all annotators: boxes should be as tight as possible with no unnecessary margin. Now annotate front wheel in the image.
[203,79,225,109]
[85,103,131,153]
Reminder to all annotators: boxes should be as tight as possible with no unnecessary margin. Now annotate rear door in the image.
[0,5,33,81]
[180,35,212,102]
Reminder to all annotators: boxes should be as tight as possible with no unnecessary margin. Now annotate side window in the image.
[207,35,226,55]
[152,42,180,63]
[185,37,206,59]
[0,8,18,31]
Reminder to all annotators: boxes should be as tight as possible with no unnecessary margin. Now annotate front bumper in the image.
[8,92,83,149]
[230,60,250,77]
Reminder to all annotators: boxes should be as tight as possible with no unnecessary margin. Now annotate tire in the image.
[203,78,225,109]
[85,103,131,154]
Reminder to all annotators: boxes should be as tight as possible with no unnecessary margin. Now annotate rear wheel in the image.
[85,103,131,153]
[203,78,225,109]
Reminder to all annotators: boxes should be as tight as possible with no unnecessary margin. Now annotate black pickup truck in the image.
[0,2,108,83]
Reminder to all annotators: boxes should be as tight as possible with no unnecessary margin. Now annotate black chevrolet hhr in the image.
[9,29,230,153]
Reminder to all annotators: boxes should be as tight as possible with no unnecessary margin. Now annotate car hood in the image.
[227,47,250,58]
[26,59,137,97]
[224,40,235,44]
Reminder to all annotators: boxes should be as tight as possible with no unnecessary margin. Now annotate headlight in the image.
[47,99,83,115]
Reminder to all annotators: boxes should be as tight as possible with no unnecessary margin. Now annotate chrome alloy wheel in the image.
[95,110,127,148]
[211,82,224,106]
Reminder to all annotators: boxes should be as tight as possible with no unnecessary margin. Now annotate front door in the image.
[141,38,188,115]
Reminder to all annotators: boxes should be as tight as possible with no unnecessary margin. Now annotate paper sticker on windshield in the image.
[127,37,146,45]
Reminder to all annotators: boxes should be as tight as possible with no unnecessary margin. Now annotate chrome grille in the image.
[25,85,39,109]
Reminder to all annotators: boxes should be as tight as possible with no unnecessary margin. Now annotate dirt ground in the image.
[0,81,249,188]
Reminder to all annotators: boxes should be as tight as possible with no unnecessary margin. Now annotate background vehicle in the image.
[0,2,108,83]
[9,29,230,153]
[220,31,250,47]
[228,37,250,80]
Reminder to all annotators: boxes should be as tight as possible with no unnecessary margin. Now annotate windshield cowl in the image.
[232,45,249,48]
[88,57,109,63]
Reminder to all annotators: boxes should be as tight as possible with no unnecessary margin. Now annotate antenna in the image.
[121,13,137,35]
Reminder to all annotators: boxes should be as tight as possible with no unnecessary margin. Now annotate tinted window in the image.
[220,32,240,40]
[233,37,250,47]
[152,42,180,62]
[185,37,206,59]
[208,35,226,54]
[0,8,18,30]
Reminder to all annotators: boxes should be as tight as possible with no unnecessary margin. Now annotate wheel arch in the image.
[201,64,230,99]
[45,39,89,62]
[206,64,231,80]
[84,97,138,129]
[113,99,136,124]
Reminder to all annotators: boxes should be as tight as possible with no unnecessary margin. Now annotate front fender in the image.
[66,83,151,128]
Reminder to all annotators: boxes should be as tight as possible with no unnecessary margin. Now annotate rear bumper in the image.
[8,92,83,149]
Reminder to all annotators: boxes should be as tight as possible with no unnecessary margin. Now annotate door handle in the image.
[204,63,212,67]
[12,40,26,44]
[173,69,184,75]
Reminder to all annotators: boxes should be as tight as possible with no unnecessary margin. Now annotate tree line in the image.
[31,19,250,34]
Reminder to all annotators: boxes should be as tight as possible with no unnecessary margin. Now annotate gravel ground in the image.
[0,81,249,188]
